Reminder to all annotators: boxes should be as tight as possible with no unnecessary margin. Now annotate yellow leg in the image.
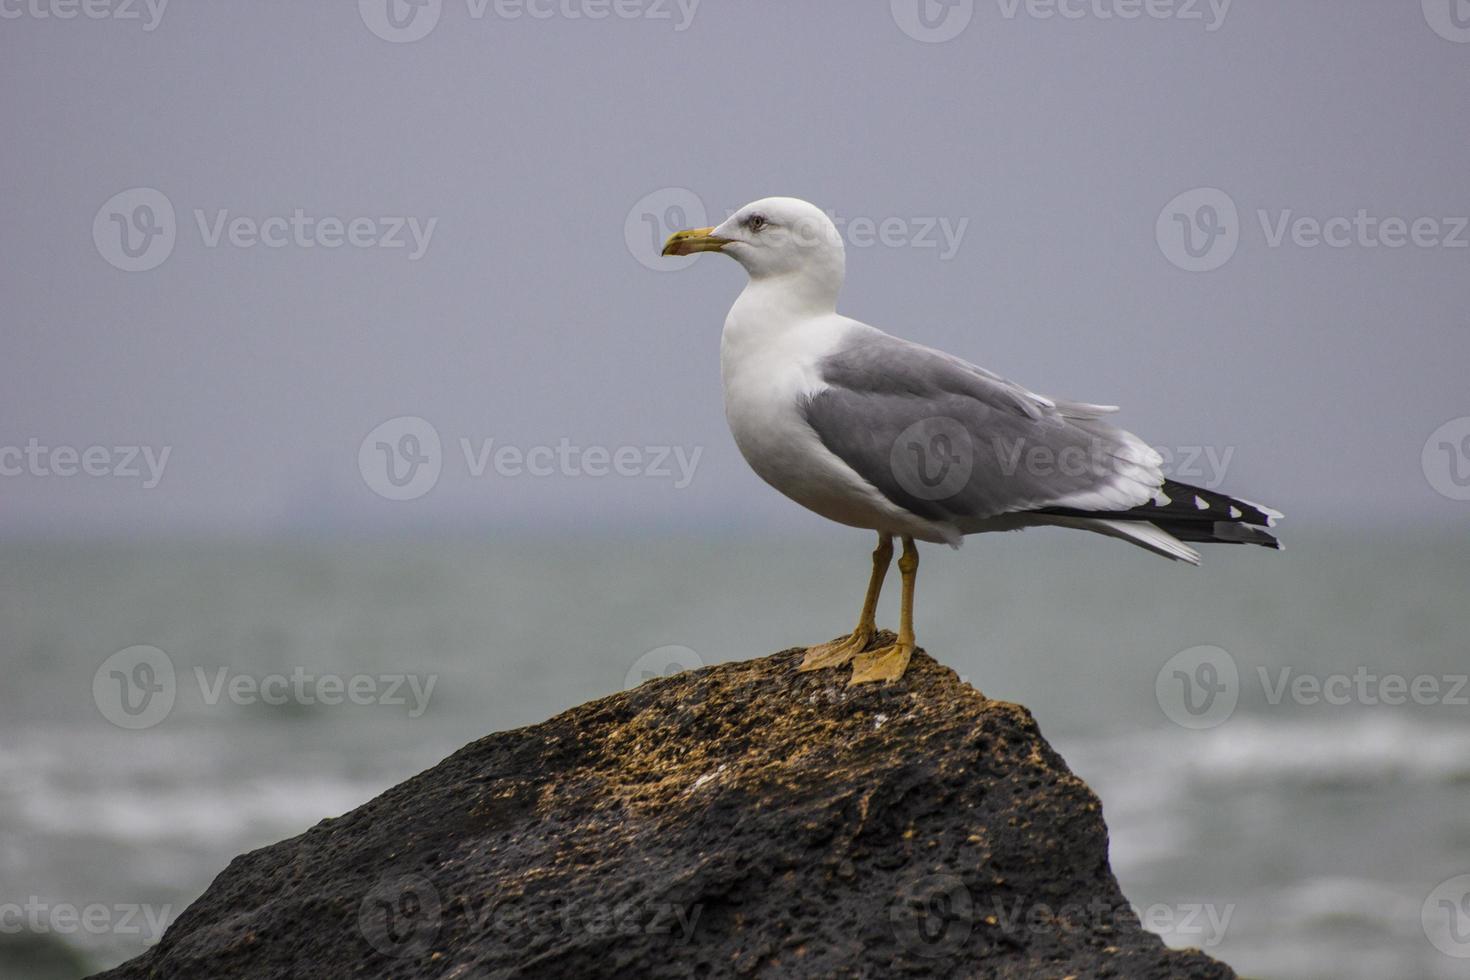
[849,536,918,685]
[799,534,893,671]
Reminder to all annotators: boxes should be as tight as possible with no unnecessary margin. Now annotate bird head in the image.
[663,197,846,297]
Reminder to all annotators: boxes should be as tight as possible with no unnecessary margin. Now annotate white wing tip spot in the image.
[1194,495,1210,510]
[1229,505,1243,519]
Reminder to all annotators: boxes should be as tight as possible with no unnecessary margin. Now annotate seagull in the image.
[663,197,1280,686]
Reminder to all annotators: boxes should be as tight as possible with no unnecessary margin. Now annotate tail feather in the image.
[1034,480,1283,556]
[1040,515,1202,564]
[1151,519,1282,548]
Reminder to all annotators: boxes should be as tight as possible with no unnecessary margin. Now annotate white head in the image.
[663,197,845,309]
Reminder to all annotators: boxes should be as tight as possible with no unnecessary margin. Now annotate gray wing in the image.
[800,328,1165,525]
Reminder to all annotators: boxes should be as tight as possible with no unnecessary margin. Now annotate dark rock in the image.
[92,638,1236,979]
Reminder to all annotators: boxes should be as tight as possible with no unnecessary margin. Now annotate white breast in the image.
[718,289,940,539]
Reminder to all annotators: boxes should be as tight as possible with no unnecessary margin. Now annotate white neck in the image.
[720,279,856,402]
[722,231,845,316]
[719,241,849,385]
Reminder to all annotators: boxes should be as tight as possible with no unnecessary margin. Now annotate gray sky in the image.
[3,0,1468,537]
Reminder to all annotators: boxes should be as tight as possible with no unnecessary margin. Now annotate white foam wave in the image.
[1070,713,1470,789]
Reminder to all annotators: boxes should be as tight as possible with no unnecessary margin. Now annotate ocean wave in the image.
[15,774,381,846]
[1068,713,1470,789]
[0,725,410,846]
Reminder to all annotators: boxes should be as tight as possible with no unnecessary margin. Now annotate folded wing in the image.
[800,327,1280,561]
[800,328,1166,524]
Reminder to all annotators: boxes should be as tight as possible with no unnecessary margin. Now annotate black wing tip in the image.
[1034,480,1285,551]
[1154,480,1282,529]
[1127,518,1282,550]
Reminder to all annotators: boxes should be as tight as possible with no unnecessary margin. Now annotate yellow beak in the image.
[661,226,732,257]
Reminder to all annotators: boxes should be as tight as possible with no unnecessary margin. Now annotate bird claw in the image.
[847,641,915,686]
[798,629,875,672]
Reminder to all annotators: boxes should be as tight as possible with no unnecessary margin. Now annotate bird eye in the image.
[746,214,767,232]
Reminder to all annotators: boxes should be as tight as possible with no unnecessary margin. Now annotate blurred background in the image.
[3,2,1469,977]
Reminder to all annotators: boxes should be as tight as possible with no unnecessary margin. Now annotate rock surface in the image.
[94,638,1236,979]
